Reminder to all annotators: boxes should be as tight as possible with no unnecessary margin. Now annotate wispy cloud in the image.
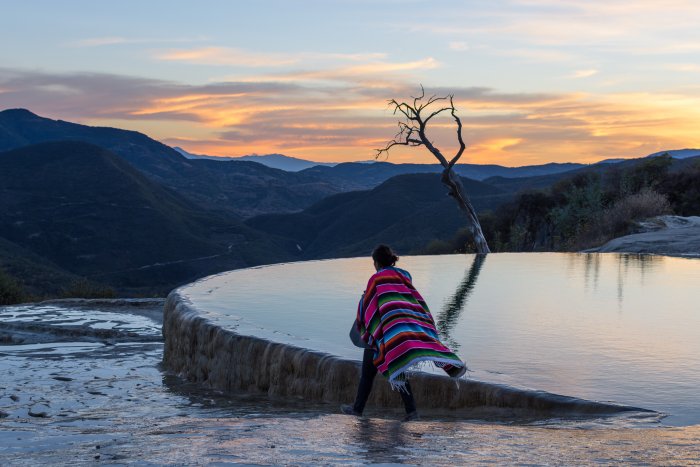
[69,36,210,48]
[156,46,388,68]
[73,37,129,47]
[449,41,469,51]
[402,1,700,60]
[2,67,700,164]
[569,69,599,79]
[239,57,441,86]
[157,47,299,67]
[667,63,700,72]
[498,48,576,63]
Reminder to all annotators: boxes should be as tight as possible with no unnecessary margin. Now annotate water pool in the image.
[179,253,700,426]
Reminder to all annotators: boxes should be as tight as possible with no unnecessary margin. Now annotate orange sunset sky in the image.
[2,0,700,166]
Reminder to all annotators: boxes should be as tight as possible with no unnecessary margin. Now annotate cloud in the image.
[242,57,440,85]
[156,46,388,68]
[500,48,576,63]
[157,47,299,67]
[569,69,599,79]
[0,67,301,123]
[402,1,700,61]
[449,41,469,51]
[2,66,700,164]
[68,36,211,48]
[72,37,128,47]
[667,63,700,72]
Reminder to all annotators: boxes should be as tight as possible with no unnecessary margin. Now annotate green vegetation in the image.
[429,155,699,253]
[0,268,26,305]
[0,141,297,297]
[60,278,116,299]
[246,173,510,259]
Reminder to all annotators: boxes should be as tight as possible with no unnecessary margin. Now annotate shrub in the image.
[0,269,26,305]
[577,189,672,249]
[548,175,604,249]
[659,161,700,216]
[61,278,117,299]
[603,189,671,234]
[628,154,673,192]
[423,239,454,255]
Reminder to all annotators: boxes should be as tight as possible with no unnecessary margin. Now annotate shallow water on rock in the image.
[180,253,700,426]
[2,300,699,465]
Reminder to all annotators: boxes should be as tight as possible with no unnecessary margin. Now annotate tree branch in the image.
[376,87,491,253]
[423,106,451,125]
[412,84,426,112]
[447,96,466,169]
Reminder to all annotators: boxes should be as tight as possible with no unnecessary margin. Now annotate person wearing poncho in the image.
[341,245,466,420]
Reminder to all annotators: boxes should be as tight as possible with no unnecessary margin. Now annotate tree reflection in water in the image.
[435,254,487,352]
[574,252,662,304]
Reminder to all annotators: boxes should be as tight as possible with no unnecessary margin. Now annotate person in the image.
[341,244,466,421]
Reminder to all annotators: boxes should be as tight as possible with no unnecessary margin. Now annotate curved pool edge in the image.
[162,289,653,419]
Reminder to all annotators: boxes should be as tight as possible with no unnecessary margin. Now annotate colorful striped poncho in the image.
[355,266,466,388]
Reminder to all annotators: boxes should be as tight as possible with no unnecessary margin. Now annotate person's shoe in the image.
[340,404,362,416]
[403,411,420,422]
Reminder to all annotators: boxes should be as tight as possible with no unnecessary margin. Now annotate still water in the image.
[180,253,700,426]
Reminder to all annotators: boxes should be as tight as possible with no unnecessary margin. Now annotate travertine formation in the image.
[585,215,700,257]
[163,290,648,418]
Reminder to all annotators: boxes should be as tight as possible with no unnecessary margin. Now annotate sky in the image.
[2,0,700,165]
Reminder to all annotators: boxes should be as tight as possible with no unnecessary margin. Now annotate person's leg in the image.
[398,380,417,415]
[352,348,377,414]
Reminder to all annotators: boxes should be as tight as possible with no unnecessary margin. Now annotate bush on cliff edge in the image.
[0,269,26,305]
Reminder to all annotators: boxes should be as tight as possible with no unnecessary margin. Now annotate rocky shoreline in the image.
[585,215,700,257]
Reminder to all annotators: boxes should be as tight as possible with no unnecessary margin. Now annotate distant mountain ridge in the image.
[646,149,700,159]
[0,109,343,217]
[173,146,340,171]
[174,143,589,181]
[298,161,587,192]
[246,173,511,259]
[0,141,295,293]
[0,108,585,217]
[0,108,186,177]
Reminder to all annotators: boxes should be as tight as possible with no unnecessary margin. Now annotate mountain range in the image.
[173,147,341,171]
[0,140,296,294]
[1,107,698,297]
[0,109,592,218]
[0,109,340,218]
[246,173,509,259]
[646,148,700,159]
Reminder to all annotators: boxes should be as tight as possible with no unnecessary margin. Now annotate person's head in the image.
[372,244,398,271]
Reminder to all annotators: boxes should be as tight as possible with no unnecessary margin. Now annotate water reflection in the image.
[582,253,601,291]
[351,418,412,464]
[617,254,661,303]
[571,253,664,304]
[436,254,487,351]
[160,372,336,417]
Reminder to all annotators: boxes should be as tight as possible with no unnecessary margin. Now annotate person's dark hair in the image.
[372,244,398,268]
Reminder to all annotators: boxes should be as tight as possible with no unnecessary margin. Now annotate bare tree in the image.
[377,87,491,253]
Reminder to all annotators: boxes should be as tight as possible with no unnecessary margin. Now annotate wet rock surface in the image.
[163,291,653,419]
[1,300,699,465]
[586,215,700,257]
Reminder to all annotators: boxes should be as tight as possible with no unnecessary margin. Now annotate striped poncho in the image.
[355,266,466,388]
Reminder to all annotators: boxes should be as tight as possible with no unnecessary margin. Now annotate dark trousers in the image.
[352,348,417,414]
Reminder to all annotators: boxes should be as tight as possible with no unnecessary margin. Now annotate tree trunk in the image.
[440,168,491,253]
